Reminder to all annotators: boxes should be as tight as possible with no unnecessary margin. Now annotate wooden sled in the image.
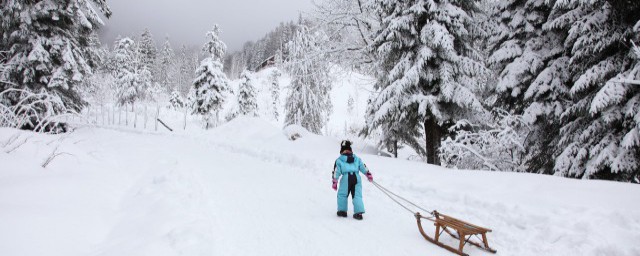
[415,211,496,256]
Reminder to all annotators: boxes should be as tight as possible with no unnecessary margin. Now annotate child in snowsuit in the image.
[332,140,373,220]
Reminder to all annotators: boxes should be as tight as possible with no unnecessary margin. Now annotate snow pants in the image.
[337,172,365,213]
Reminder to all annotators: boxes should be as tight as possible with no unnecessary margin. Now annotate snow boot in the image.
[337,211,347,217]
[353,213,363,220]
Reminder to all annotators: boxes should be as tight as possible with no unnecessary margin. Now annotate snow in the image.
[2,118,640,256]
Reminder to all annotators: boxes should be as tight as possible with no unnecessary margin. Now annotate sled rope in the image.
[371,181,496,255]
[371,180,434,217]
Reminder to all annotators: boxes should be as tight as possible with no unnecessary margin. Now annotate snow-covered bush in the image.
[169,88,184,109]
[283,124,310,141]
[440,110,528,172]
[0,88,72,133]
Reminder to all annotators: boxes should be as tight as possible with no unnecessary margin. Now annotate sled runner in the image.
[415,211,496,256]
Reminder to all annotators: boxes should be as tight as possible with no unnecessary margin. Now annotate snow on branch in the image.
[439,110,529,172]
[0,88,76,133]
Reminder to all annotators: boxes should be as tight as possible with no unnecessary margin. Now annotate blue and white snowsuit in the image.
[333,153,369,213]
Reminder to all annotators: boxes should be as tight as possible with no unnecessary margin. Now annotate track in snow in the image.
[1,119,639,256]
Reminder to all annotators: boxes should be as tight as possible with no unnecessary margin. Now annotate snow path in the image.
[87,127,430,255]
[1,118,640,256]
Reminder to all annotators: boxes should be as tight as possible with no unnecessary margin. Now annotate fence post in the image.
[133,104,137,128]
[101,105,105,125]
[183,106,187,130]
[155,105,160,131]
[144,105,148,129]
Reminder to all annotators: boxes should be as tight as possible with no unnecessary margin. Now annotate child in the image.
[332,140,373,220]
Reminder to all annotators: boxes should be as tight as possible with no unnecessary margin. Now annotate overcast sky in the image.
[98,0,314,52]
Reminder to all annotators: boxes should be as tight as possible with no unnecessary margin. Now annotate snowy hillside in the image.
[1,118,639,256]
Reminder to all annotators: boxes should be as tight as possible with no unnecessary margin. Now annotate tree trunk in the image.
[424,117,442,165]
[393,140,398,158]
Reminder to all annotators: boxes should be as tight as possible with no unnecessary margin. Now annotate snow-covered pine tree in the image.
[365,0,487,164]
[268,69,281,121]
[191,25,230,129]
[112,37,140,106]
[283,25,333,134]
[138,28,157,74]
[137,62,153,101]
[237,70,258,117]
[177,45,193,95]
[552,0,640,182]
[0,0,111,113]
[486,0,570,173]
[158,37,175,91]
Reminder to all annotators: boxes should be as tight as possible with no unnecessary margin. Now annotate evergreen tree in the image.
[158,37,175,91]
[177,45,193,95]
[237,70,258,117]
[191,25,230,128]
[284,25,333,134]
[0,0,111,112]
[365,0,487,164]
[487,0,570,173]
[552,0,640,181]
[268,69,281,121]
[138,28,157,73]
[113,37,140,106]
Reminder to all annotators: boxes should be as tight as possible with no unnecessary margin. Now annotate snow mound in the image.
[212,116,286,144]
[283,124,309,141]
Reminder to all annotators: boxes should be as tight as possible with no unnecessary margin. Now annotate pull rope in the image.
[371,180,435,217]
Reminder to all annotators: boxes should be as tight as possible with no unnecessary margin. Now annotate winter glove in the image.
[332,179,338,191]
[366,172,373,182]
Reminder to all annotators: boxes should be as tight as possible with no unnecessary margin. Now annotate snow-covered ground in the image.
[1,117,639,256]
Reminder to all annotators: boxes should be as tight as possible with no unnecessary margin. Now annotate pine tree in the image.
[138,28,157,73]
[365,0,487,164]
[486,0,570,173]
[237,70,258,117]
[191,25,230,128]
[0,0,111,113]
[268,69,281,121]
[177,45,193,96]
[113,37,140,106]
[552,0,640,181]
[284,25,333,134]
[158,37,175,91]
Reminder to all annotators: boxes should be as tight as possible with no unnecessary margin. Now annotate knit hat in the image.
[340,140,352,153]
